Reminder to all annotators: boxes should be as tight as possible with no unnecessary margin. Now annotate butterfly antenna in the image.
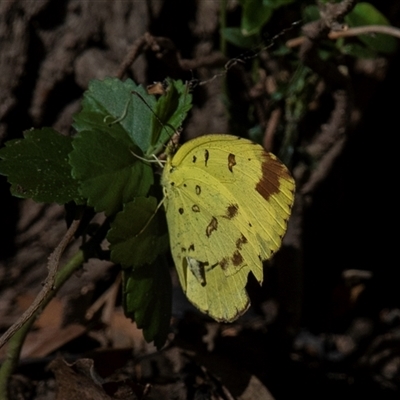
[136,196,166,237]
[132,84,188,146]
[132,90,175,135]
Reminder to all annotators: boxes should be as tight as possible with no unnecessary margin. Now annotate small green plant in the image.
[221,1,397,56]
[0,77,192,348]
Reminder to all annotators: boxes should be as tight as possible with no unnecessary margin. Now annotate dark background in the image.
[1,1,399,399]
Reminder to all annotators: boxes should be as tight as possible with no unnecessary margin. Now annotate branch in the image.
[287,24,400,48]
[117,32,227,81]
[330,24,400,39]
[0,219,80,350]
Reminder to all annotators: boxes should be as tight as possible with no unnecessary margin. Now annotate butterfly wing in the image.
[162,134,294,322]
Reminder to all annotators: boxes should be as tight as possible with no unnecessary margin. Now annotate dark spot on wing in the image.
[256,153,292,201]
[192,204,200,212]
[195,185,201,195]
[219,258,228,270]
[236,234,247,250]
[232,251,243,266]
[206,262,219,272]
[179,207,184,215]
[189,244,195,252]
[225,204,239,219]
[204,149,209,166]
[228,153,236,172]
[206,217,218,237]
[192,155,197,163]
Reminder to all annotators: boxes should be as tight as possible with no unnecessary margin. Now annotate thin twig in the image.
[329,24,400,39]
[85,272,121,322]
[0,249,86,400]
[263,108,282,152]
[287,24,400,48]
[302,136,346,197]
[116,33,150,79]
[0,219,80,350]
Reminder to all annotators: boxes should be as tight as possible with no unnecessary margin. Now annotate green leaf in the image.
[73,77,157,154]
[241,0,272,36]
[239,0,295,37]
[0,128,82,204]
[149,79,193,157]
[74,77,193,157]
[221,27,259,49]
[108,197,169,268]
[123,256,172,349]
[345,3,397,54]
[69,129,153,216]
[69,77,194,217]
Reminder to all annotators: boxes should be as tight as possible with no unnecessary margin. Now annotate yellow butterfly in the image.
[161,134,295,322]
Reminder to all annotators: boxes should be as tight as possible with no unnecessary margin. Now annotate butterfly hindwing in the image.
[161,134,294,322]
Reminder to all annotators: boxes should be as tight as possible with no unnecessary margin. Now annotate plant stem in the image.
[0,249,85,399]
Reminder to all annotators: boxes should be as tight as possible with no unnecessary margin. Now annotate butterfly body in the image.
[161,134,294,322]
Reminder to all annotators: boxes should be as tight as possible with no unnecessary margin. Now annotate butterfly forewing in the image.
[161,134,294,322]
